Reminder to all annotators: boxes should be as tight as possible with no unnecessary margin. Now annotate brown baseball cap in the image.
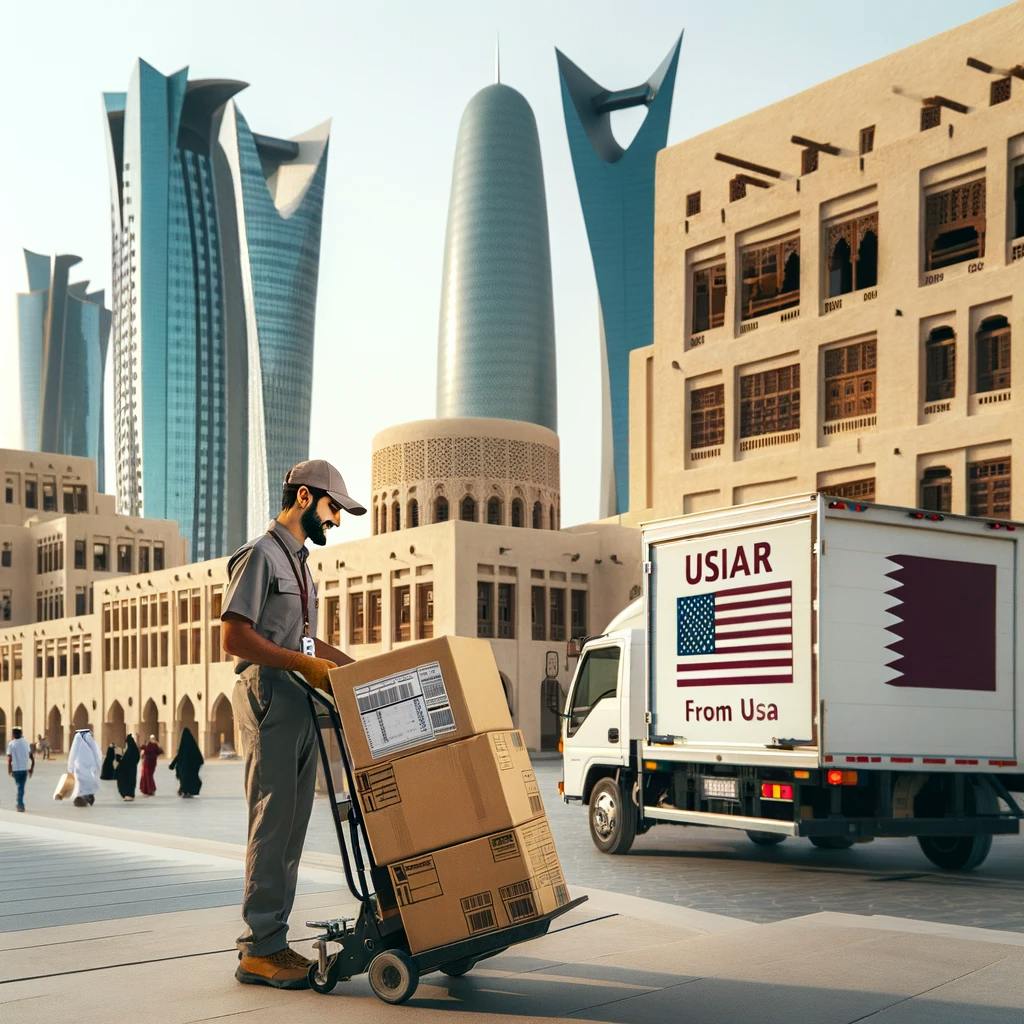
[285,459,366,515]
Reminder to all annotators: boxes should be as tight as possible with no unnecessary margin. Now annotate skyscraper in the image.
[18,251,111,488]
[557,36,681,515]
[103,60,330,559]
[436,83,558,431]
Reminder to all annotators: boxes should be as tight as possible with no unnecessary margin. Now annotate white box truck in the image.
[560,494,1023,870]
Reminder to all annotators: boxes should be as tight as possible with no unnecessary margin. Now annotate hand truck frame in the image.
[295,674,587,1004]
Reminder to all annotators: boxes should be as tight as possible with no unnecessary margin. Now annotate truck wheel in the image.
[746,830,787,847]
[589,777,637,854]
[809,836,855,851]
[917,781,997,871]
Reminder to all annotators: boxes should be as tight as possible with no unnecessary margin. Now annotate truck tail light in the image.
[761,782,794,801]
[557,737,563,754]
[826,769,859,786]
[987,521,1017,531]
[828,500,867,512]
[557,780,564,796]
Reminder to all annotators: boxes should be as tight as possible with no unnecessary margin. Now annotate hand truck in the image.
[295,674,587,1005]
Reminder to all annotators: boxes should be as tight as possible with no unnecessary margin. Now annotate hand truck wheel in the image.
[439,957,475,977]
[307,953,343,994]
[368,948,419,1004]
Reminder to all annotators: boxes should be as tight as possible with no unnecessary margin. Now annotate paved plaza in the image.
[2,757,1024,1021]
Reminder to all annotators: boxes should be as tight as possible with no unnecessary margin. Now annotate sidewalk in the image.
[1,816,1022,1022]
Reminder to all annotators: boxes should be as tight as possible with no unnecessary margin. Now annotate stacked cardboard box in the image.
[329,636,572,953]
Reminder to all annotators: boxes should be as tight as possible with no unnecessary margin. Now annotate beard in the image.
[301,503,329,546]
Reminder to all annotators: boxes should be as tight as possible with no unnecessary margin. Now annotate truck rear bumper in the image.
[644,805,1020,838]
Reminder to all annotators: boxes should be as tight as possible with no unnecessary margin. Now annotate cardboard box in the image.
[329,636,513,770]
[388,818,571,954]
[355,730,544,864]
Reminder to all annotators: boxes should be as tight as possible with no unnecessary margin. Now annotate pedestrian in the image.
[168,727,204,797]
[67,728,101,807]
[139,735,163,796]
[100,744,117,780]
[7,727,34,812]
[37,734,50,761]
[115,735,140,801]
[222,459,362,990]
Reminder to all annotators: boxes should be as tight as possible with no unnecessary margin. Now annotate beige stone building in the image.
[0,422,639,757]
[630,4,1023,521]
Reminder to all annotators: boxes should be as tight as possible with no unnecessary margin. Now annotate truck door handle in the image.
[608,728,619,743]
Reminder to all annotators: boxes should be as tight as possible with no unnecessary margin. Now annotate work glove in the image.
[284,652,337,692]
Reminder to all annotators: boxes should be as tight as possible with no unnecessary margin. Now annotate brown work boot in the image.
[236,949,310,989]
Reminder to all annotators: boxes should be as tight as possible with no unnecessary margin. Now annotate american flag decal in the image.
[677,581,793,687]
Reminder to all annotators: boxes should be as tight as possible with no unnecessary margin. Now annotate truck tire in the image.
[589,777,637,854]
[809,836,855,851]
[746,830,787,847]
[917,781,997,871]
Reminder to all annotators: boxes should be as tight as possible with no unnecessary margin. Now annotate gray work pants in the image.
[233,665,317,956]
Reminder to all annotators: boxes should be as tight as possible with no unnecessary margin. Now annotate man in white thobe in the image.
[68,729,102,807]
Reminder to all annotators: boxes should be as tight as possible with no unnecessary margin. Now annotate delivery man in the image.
[222,459,365,989]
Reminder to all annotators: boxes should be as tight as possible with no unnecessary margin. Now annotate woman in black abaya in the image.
[168,727,204,797]
[115,735,140,801]
[100,744,117,781]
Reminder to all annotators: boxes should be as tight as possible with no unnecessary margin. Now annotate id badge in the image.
[301,635,316,658]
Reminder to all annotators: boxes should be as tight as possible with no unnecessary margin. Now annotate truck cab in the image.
[561,600,645,805]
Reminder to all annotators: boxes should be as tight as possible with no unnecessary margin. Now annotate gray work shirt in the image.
[222,521,318,674]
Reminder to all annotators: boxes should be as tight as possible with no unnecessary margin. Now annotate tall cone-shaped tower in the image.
[436,84,558,431]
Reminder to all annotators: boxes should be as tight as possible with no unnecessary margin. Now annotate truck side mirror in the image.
[566,638,582,659]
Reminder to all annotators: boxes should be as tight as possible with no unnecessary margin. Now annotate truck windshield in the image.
[567,646,620,736]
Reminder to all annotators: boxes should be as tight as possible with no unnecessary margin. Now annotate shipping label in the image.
[522,770,543,816]
[354,661,455,759]
[499,879,539,923]
[391,855,443,905]
[355,764,400,811]
[489,831,520,862]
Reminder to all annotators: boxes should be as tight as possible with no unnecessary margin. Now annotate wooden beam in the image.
[736,174,771,189]
[714,152,781,179]
[790,135,840,156]
[923,95,969,114]
[966,56,994,74]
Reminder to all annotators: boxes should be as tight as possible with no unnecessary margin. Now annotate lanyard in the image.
[267,529,312,638]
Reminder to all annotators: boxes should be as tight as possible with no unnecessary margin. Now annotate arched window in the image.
[486,497,502,525]
[460,495,477,522]
[781,251,800,294]
[510,498,524,528]
[407,498,419,528]
[392,501,401,532]
[532,501,543,530]
[372,501,379,536]
[828,237,852,297]
[549,506,556,530]
[975,315,1011,394]
[920,466,952,513]
[925,326,956,402]
[434,495,449,523]
[857,230,878,289]
[379,503,388,534]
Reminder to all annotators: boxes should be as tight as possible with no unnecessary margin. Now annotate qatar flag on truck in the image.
[885,554,996,692]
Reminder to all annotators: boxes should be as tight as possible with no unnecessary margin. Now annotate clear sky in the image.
[0,0,1009,550]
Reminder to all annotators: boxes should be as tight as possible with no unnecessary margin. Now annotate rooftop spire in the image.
[495,33,501,84]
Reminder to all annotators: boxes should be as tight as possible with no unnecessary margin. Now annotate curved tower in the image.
[557,35,682,516]
[436,83,557,432]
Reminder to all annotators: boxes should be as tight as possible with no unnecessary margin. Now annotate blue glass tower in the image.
[17,251,111,488]
[103,60,329,557]
[436,83,558,431]
[557,36,681,515]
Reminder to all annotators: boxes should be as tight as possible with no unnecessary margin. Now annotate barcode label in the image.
[418,662,449,707]
[529,794,543,815]
[505,896,538,923]
[510,731,524,749]
[499,880,533,900]
[554,884,569,907]
[466,908,496,933]
[356,674,420,713]
[461,891,496,934]
[429,706,456,734]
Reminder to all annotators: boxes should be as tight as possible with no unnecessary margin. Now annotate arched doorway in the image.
[209,694,235,758]
[14,706,23,728]
[0,707,6,751]
[105,700,127,748]
[140,697,160,749]
[47,706,63,754]
[71,703,90,749]
[540,678,563,751]
[175,695,198,755]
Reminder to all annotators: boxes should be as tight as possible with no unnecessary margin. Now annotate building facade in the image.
[103,60,330,560]
[557,36,681,516]
[18,251,110,489]
[436,84,558,431]
[631,6,1023,522]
